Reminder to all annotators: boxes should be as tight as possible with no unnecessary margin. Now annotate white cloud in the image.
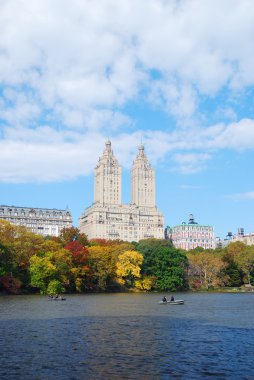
[227,192,254,201]
[207,119,254,151]
[171,153,212,174]
[1,1,254,182]
[1,0,254,119]
[0,132,102,183]
[1,116,254,183]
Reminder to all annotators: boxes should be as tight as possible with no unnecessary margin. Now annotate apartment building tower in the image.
[79,141,164,242]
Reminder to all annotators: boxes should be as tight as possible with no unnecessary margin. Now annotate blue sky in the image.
[0,0,254,238]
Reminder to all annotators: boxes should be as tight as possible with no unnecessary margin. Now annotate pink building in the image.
[167,214,215,250]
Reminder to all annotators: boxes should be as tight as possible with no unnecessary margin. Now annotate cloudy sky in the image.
[1,0,254,238]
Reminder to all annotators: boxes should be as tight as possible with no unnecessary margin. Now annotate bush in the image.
[47,280,65,295]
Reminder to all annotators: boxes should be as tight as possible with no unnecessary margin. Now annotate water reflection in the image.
[1,293,254,379]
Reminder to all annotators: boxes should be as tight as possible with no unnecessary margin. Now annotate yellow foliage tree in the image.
[134,276,156,291]
[188,251,226,289]
[116,250,144,288]
[88,246,119,290]
[226,241,247,256]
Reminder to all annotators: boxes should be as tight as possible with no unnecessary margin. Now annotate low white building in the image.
[0,205,72,237]
[216,228,254,247]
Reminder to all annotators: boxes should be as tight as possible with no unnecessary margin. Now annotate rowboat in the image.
[159,299,184,305]
[48,297,66,301]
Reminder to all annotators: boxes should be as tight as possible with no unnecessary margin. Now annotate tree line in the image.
[0,220,254,294]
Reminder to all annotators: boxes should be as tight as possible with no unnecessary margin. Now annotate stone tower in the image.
[79,141,164,242]
[94,140,122,206]
[131,144,156,207]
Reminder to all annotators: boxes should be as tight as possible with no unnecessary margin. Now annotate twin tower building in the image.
[79,140,164,242]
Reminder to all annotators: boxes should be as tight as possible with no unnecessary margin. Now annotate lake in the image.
[1,292,254,379]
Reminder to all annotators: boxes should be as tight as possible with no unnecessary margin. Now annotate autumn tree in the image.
[29,255,58,294]
[59,227,89,247]
[65,241,89,292]
[0,242,21,293]
[134,276,156,291]
[0,220,18,243]
[89,239,116,247]
[116,250,144,288]
[218,242,247,287]
[29,249,72,294]
[234,245,254,286]
[87,246,119,291]
[0,220,47,290]
[65,241,89,266]
[187,251,226,289]
[226,241,247,256]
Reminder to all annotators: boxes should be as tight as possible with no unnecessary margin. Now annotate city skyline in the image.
[0,1,254,238]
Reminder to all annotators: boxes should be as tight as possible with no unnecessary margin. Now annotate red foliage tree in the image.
[89,238,118,247]
[60,227,88,247]
[65,241,89,267]
[0,274,21,294]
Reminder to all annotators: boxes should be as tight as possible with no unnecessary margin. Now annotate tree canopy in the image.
[1,220,254,294]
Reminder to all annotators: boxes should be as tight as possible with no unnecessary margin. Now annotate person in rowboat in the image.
[170,296,174,301]
[162,296,167,303]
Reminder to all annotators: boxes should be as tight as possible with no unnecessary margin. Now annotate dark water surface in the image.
[1,292,254,379]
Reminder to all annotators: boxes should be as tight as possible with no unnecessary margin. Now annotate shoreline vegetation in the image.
[0,287,253,296]
[0,220,254,295]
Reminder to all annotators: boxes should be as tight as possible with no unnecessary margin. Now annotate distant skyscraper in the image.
[79,141,164,242]
[167,214,215,250]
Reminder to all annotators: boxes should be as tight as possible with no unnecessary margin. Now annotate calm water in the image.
[1,292,254,379]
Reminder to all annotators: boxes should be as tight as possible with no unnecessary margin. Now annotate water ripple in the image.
[1,293,254,379]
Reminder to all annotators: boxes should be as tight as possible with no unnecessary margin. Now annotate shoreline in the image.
[1,287,253,296]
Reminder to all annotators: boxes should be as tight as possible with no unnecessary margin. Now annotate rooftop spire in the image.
[137,144,145,157]
[104,140,112,154]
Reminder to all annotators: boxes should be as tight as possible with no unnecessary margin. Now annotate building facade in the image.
[216,228,254,248]
[233,232,254,246]
[79,141,164,242]
[167,214,215,250]
[0,205,72,237]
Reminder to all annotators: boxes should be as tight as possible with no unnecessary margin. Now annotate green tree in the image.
[137,239,188,291]
[136,238,173,276]
[0,242,14,277]
[221,250,243,287]
[153,247,188,291]
[47,279,65,295]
